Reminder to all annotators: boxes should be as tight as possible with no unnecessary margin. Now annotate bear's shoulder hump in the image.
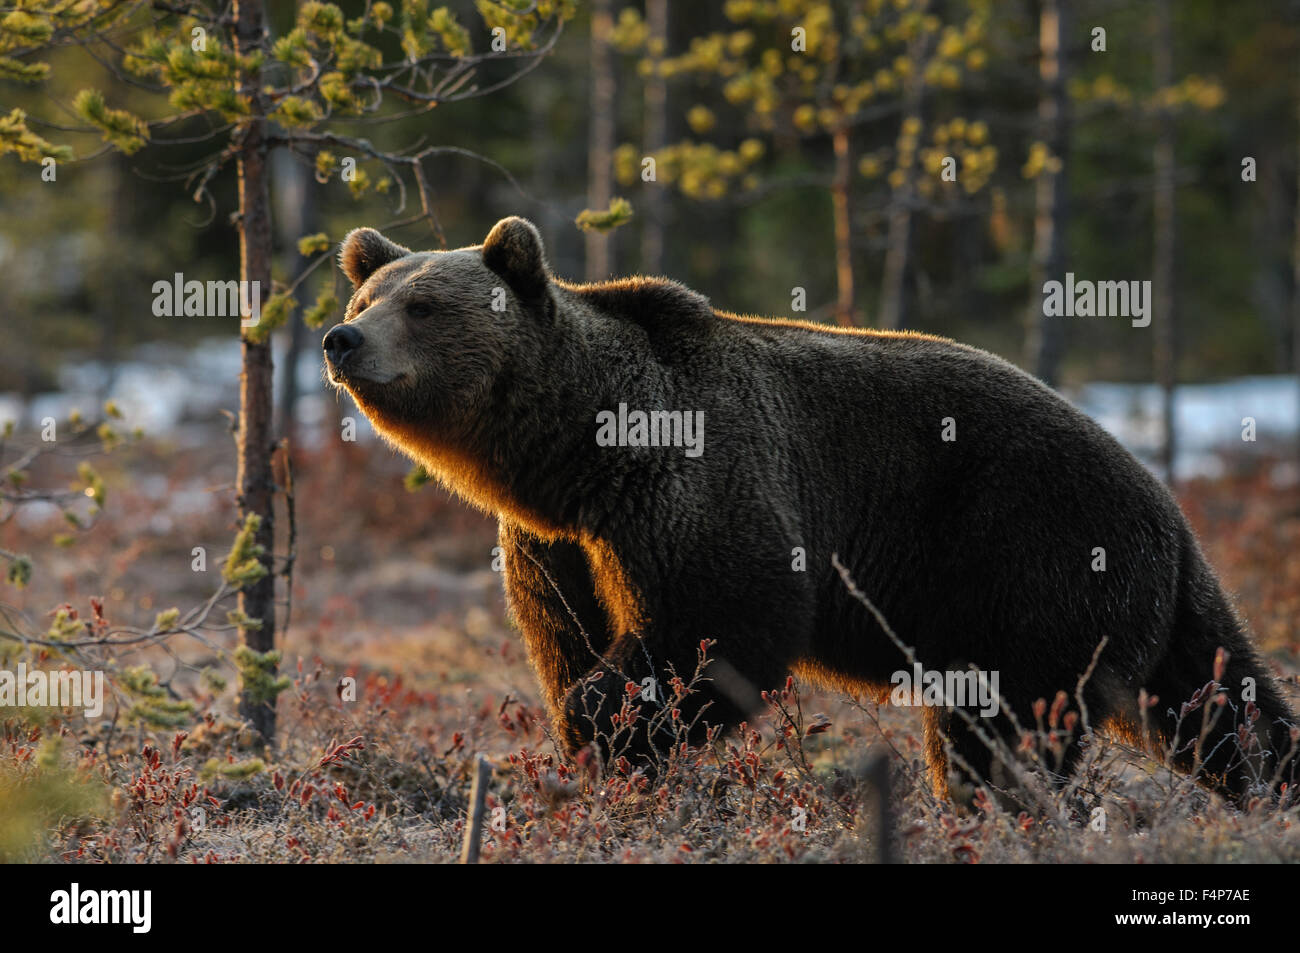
[559,276,714,330]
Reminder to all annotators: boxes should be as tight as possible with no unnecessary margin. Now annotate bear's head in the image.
[323,217,553,445]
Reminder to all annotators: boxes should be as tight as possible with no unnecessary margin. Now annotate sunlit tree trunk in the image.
[878,36,927,331]
[877,173,912,330]
[830,127,856,326]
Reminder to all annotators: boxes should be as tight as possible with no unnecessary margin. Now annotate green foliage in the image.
[429,7,471,56]
[299,1,347,40]
[345,164,380,198]
[616,140,763,198]
[476,0,575,51]
[0,55,48,82]
[576,197,634,232]
[404,464,433,491]
[319,71,364,114]
[245,292,296,345]
[303,289,339,330]
[0,9,53,46]
[0,108,72,162]
[1070,71,1224,115]
[297,233,332,257]
[221,514,268,590]
[201,757,266,781]
[200,667,228,693]
[273,96,325,128]
[5,555,32,589]
[225,609,263,630]
[233,645,290,706]
[272,28,313,69]
[615,0,997,206]
[153,607,181,631]
[75,462,104,508]
[11,0,572,173]
[95,422,120,452]
[72,89,149,155]
[120,665,196,728]
[45,607,81,641]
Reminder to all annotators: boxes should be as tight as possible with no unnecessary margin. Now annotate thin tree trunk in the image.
[878,37,928,330]
[1025,0,1070,387]
[585,0,615,281]
[831,127,855,326]
[1153,0,1178,485]
[640,0,668,276]
[878,179,912,330]
[233,0,278,743]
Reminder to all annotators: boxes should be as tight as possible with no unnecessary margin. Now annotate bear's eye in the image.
[406,301,433,319]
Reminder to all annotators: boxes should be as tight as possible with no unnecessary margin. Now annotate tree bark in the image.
[585,0,615,282]
[640,0,668,277]
[1025,0,1070,387]
[1153,0,1178,485]
[878,36,928,331]
[233,0,278,743]
[831,127,856,326]
[877,171,913,330]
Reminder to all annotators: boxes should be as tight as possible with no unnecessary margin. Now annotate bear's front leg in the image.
[499,522,613,723]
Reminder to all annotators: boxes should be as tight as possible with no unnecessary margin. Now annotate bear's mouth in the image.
[327,366,406,390]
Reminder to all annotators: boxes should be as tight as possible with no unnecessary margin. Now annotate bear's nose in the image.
[323,324,364,369]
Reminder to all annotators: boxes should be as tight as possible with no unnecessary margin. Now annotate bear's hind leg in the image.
[924,699,1094,812]
[923,706,1000,806]
[1141,542,1300,804]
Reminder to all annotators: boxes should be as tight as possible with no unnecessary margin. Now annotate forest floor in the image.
[2,428,1299,863]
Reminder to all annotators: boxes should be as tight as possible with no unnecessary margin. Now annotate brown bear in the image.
[324,216,1297,806]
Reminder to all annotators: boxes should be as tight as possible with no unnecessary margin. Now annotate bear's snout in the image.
[323,323,364,372]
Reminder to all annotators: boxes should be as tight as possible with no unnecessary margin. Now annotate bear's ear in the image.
[482,217,549,301]
[339,228,411,288]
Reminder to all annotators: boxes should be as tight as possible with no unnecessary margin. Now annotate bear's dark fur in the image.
[324,217,1298,805]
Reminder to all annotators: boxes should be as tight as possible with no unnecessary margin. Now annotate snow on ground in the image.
[2,336,1297,482]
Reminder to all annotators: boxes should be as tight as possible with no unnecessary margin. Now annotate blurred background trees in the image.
[1,0,1299,473]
